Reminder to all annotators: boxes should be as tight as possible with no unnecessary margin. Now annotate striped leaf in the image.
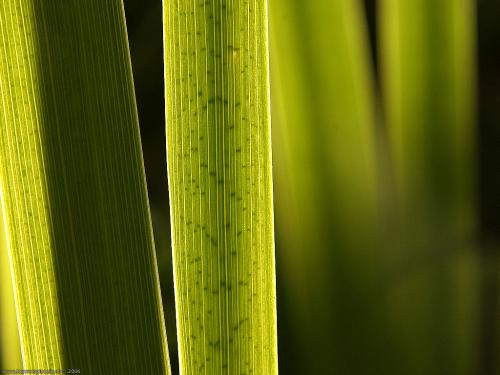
[163,0,278,373]
[0,1,170,373]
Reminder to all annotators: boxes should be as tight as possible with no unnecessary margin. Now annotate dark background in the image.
[123,0,500,373]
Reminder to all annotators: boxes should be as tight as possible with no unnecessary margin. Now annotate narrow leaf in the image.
[163,1,278,374]
[379,0,479,373]
[0,1,170,373]
[379,0,476,235]
[269,1,385,373]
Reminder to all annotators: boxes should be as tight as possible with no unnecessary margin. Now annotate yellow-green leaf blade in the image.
[0,1,171,373]
[163,1,278,373]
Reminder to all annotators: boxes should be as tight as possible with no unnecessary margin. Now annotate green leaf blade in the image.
[163,1,278,374]
[0,1,170,373]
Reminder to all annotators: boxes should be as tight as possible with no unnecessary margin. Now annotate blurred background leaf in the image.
[269,1,390,374]
[379,0,479,373]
